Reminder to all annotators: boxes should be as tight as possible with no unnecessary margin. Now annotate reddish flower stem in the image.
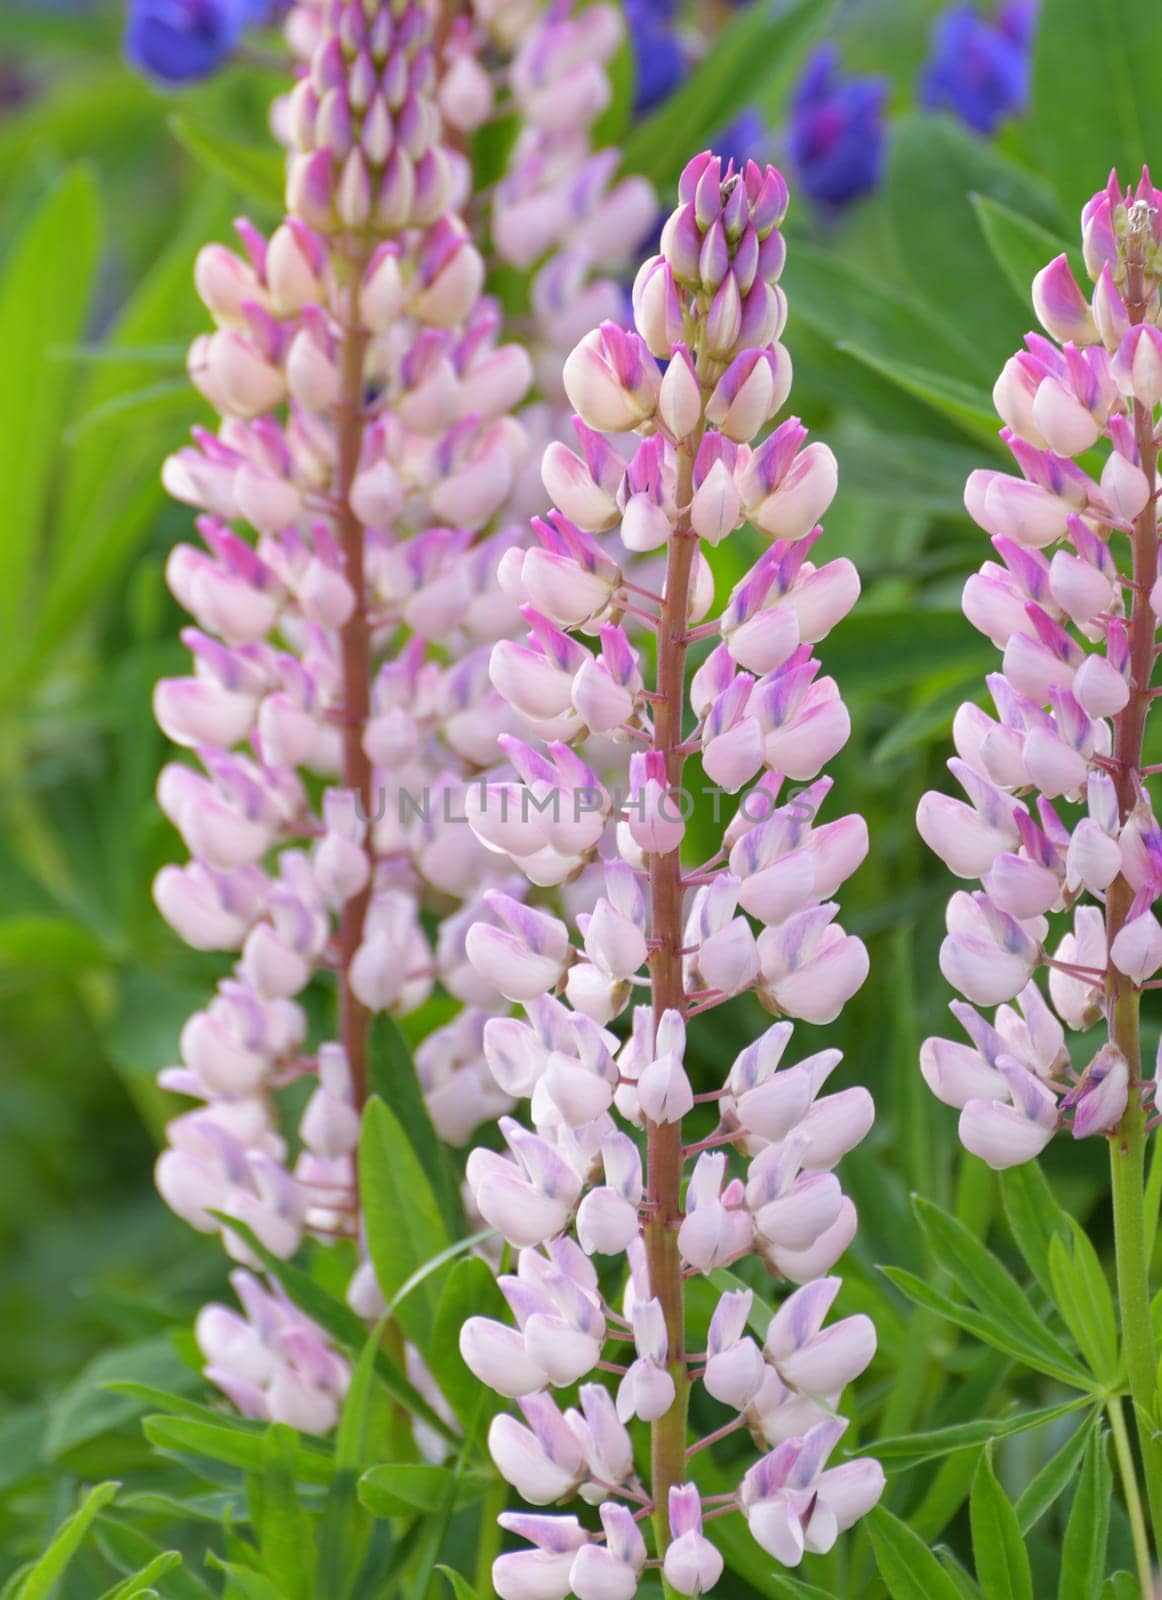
[333,262,374,1117]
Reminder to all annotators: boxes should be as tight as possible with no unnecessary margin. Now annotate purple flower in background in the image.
[713,107,768,172]
[125,0,267,84]
[625,0,687,114]
[920,2,1038,136]
[787,44,887,211]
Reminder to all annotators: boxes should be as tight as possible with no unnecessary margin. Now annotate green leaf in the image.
[96,1552,182,1600]
[971,195,1085,309]
[867,1505,968,1600]
[913,1197,1088,1385]
[44,1335,199,1458]
[204,1559,285,1600]
[1014,1409,1100,1533]
[360,1096,449,1350]
[999,1162,1071,1300]
[17,1480,119,1600]
[838,344,1001,445]
[818,611,993,699]
[94,1515,217,1600]
[317,1317,393,1600]
[783,244,987,389]
[1058,1427,1112,1600]
[142,1416,334,1486]
[368,1013,463,1237]
[249,1425,315,1600]
[881,1266,1086,1386]
[0,166,100,669]
[430,1257,507,1442]
[36,182,234,680]
[1100,1575,1142,1600]
[621,0,823,190]
[970,1449,1033,1600]
[437,1571,480,1600]
[169,116,285,211]
[834,432,985,519]
[1048,1219,1119,1382]
[873,1398,1089,1470]
[884,115,1059,375]
[358,1463,491,1519]
[754,1576,840,1600]
[1031,0,1162,222]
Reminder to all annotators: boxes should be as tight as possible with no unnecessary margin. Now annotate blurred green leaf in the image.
[429,1258,506,1443]
[970,195,1084,309]
[0,166,100,671]
[820,611,992,697]
[360,1096,449,1351]
[0,915,107,976]
[16,1479,118,1600]
[621,0,824,189]
[95,1520,217,1600]
[970,1449,1033,1600]
[368,1014,463,1238]
[884,116,1058,374]
[33,183,235,689]
[1099,1575,1142,1600]
[839,345,1000,444]
[95,1550,182,1600]
[142,1416,333,1486]
[205,1558,284,1600]
[867,1504,967,1600]
[1032,0,1162,220]
[169,117,284,212]
[358,1464,490,1519]
[437,1570,480,1600]
[317,1317,393,1600]
[835,432,984,518]
[784,244,984,388]
[43,1335,199,1459]
[249,1425,315,1600]
[1057,1427,1112,1600]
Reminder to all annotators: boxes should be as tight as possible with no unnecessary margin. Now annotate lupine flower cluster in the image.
[457,152,882,1592]
[919,1,1038,137]
[918,169,1162,1169]
[479,0,656,430]
[153,0,540,1416]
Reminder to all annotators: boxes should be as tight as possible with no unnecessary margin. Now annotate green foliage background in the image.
[2,0,1161,1594]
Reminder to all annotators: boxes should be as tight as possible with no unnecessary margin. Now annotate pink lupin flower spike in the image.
[461,152,881,1587]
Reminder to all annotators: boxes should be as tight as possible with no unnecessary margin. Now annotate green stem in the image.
[1104,202,1162,1567]
[1109,1395,1154,1600]
[1110,1085,1162,1546]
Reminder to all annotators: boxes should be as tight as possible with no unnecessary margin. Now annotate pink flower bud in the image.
[1112,323,1162,408]
[1031,254,1098,345]
[562,323,660,431]
[1066,1043,1129,1139]
[658,345,703,440]
[743,439,838,541]
[664,1486,724,1595]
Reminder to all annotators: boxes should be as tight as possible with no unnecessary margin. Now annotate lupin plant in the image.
[457,152,882,1594]
[152,0,541,1419]
[917,168,1162,1578]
